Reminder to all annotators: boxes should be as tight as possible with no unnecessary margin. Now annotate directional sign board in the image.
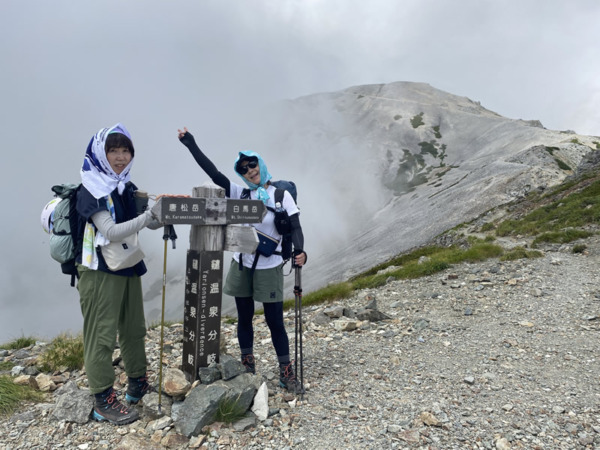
[160,189,268,381]
[182,250,223,375]
[155,197,208,225]
[226,199,266,224]
[156,196,266,225]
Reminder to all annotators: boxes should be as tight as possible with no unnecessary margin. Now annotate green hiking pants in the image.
[77,265,147,394]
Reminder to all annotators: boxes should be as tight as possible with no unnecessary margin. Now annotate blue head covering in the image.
[80,123,134,199]
[234,150,272,204]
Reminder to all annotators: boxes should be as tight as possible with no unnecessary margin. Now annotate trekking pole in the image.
[158,224,177,414]
[293,257,304,399]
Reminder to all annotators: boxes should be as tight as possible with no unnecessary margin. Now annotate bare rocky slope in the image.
[264,81,599,293]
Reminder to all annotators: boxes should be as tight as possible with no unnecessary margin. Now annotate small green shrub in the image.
[495,219,536,237]
[411,112,425,128]
[0,361,14,371]
[571,138,581,144]
[572,244,587,253]
[458,243,504,262]
[554,158,572,171]
[480,222,495,232]
[0,375,45,416]
[351,273,391,290]
[396,259,451,278]
[39,334,84,372]
[432,125,442,139]
[284,282,353,309]
[0,336,37,350]
[394,114,401,120]
[532,229,593,247]
[500,247,543,261]
[213,396,248,424]
[355,246,445,279]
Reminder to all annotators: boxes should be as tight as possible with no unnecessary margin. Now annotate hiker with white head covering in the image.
[177,127,306,393]
[76,123,161,425]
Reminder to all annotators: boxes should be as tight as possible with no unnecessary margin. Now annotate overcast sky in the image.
[1,0,599,343]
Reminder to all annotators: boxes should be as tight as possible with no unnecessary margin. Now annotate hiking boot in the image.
[125,374,155,404]
[241,354,256,374]
[279,362,305,394]
[93,387,139,425]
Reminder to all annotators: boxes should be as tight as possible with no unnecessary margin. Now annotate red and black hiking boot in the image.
[241,354,256,374]
[125,374,155,404]
[93,387,139,425]
[279,362,305,394]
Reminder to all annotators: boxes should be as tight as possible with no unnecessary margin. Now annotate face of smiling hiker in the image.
[239,158,261,185]
[106,146,132,175]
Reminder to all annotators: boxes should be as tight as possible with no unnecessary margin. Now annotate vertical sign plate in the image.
[182,250,224,380]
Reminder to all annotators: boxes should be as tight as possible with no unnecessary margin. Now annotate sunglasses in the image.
[238,160,258,175]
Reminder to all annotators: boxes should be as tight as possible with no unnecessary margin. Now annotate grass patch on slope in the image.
[0,361,14,371]
[500,247,543,261]
[495,178,600,244]
[282,174,600,309]
[0,376,45,416]
[38,334,84,372]
[0,336,37,350]
[213,396,248,424]
[284,241,506,306]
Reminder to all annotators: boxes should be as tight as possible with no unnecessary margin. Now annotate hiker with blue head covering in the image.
[178,127,307,393]
[76,123,162,425]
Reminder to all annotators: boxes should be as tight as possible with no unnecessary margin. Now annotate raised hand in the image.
[177,127,189,140]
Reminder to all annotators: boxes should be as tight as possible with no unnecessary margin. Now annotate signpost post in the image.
[154,184,265,382]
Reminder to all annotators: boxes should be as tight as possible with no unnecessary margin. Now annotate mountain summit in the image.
[266,81,598,292]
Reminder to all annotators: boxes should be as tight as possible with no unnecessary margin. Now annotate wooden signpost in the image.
[154,184,265,382]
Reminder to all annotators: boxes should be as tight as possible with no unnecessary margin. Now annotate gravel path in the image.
[2,234,600,449]
[285,236,600,449]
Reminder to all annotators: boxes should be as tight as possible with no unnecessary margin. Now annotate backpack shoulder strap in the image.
[274,188,284,205]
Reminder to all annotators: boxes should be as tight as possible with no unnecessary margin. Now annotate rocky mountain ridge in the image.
[267,82,599,293]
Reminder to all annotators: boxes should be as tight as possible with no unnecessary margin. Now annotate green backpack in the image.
[48,183,81,286]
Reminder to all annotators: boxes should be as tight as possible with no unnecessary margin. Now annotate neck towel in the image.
[81,191,118,270]
[234,150,272,204]
[80,123,134,199]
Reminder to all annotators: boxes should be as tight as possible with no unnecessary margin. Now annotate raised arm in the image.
[177,127,231,196]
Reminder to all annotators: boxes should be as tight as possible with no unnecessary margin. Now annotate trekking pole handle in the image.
[163,225,177,249]
[292,249,306,269]
[169,225,177,249]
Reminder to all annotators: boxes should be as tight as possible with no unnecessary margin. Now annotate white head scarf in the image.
[80,123,134,199]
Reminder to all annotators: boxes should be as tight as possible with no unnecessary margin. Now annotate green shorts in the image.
[223,259,284,303]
